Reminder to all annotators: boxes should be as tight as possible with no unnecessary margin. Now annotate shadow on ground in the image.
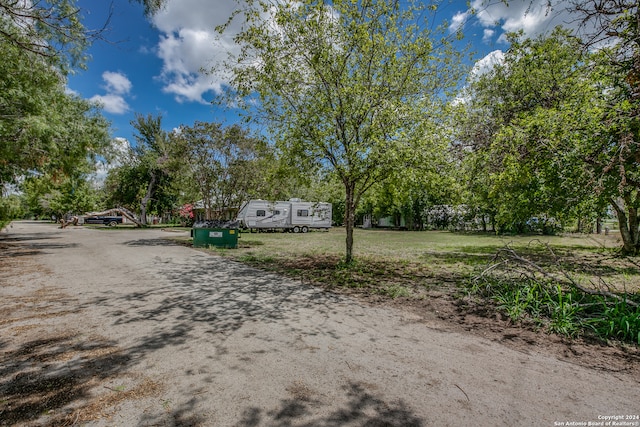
[0,231,77,257]
[0,333,128,425]
[123,238,183,247]
[1,225,425,426]
[235,381,424,427]
[99,249,346,340]
[0,229,157,425]
[93,242,425,425]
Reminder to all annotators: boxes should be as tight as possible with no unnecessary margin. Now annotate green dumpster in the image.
[192,227,238,248]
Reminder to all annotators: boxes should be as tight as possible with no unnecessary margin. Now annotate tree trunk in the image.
[205,199,212,221]
[140,172,157,225]
[610,197,639,254]
[344,182,356,264]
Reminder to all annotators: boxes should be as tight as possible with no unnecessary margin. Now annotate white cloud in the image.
[91,162,110,188]
[111,137,133,159]
[448,0,569,38]
[454,49,505,105]
[102,71,132,95]
[450,11,469,33]
[471,50,505,78]
[151,0,582,106]
[151,0,242,104]
[90,93,129,114]
[470,0,572,41]
[90,71,132,114]
[482,28,494,42]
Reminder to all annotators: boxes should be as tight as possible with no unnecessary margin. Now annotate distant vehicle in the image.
[236,199,332,232]
[84,216,123,227]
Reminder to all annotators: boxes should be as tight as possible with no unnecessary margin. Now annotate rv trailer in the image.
[236,199,332,232]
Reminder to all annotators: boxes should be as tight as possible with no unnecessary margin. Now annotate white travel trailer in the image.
[237,199,332,232]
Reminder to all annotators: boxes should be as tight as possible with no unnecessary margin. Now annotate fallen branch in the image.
[477,242,638,307]
[84,207,146,227]
[59,216,78,229]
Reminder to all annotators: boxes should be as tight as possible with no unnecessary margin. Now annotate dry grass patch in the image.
[62,376,164,425]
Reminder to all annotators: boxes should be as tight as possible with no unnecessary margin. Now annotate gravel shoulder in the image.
[1,220,638,426]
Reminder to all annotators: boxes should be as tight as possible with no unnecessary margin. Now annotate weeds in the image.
[468,245,640,344]
[584,298,640,343]
[379,284,412,299]
[467,276,640,343]
[237,253,276,264]
[495,284,529,322]
[546,285,581,337]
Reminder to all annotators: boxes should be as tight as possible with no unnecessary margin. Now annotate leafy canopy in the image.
[170,122,273,220]
[218,0,466,261]
[458,28,603,233]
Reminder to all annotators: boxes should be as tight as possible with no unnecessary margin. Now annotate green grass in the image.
[236,228,618,259]
[232,228,624,282]
[202,227,639,344]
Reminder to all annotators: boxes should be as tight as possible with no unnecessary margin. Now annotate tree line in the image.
[2,0,639,259]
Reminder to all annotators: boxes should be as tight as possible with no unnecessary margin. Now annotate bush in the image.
[0,194,25,222]
[467,276,640,344]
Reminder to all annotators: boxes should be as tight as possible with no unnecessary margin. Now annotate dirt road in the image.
[1,221,638,426]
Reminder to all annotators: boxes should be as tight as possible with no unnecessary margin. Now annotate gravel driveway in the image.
[1,221,638,426]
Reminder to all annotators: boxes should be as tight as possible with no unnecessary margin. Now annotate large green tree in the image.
[171,122,273,220]
[219,0,465,262]
[0,37,110,187]
[22,172,100,220]
[458,28,603,234]
[130,114,175,224]
[102,151,180,224]
[571,0,640,252]
[102,114,179,224]
[0,0,169,222]
[361,122,460,231]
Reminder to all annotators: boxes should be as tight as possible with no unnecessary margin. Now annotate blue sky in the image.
[68,0,228,144]
[67,0,576,152]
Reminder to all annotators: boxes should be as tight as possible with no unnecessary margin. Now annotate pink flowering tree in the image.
[178,203,194,226]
